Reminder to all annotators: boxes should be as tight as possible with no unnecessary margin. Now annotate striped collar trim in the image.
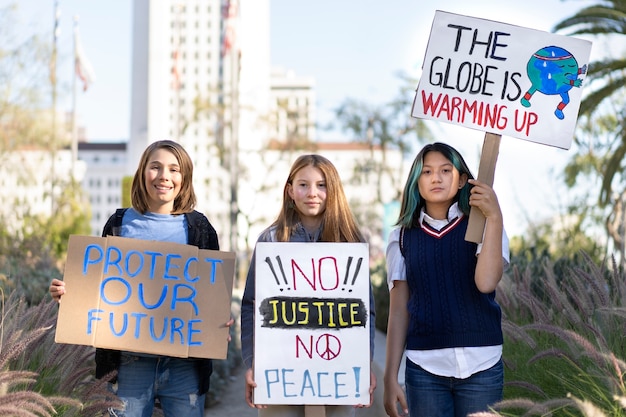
[420,214,465,238]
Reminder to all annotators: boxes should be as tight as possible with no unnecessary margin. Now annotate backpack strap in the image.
[109,208,128,237]
[399,226,406,258]
[113,208,127,228]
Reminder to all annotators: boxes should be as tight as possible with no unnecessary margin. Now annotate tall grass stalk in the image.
[488,253,626,416]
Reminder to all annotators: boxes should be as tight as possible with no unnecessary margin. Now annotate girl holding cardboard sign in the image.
[383,142,509,417]
[50,140,232,417]
[241,154,377,416]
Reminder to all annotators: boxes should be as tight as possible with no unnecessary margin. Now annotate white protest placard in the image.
[254,242,370,405]
[55,235,235,359]
[412,10,592,149]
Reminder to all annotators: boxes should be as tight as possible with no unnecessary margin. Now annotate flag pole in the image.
[50,0,60,212]
[71,15,79,177]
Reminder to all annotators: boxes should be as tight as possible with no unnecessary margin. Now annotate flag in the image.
[221,0,238,57]
[171,48,181,90]
[74,25,96,92]
[171,4,183,90]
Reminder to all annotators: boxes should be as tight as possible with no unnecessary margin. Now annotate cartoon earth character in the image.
[520,45,587,120]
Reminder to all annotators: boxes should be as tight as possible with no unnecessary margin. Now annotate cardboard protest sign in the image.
[55,235,235,359]
[253,242,370,405]
[412,10,592,149]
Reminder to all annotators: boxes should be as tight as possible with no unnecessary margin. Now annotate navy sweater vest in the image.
[401,215,503,350]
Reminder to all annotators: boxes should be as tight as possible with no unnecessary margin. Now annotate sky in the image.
[4,0,607,237]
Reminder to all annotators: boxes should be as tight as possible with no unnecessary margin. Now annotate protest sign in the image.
[54,235,235,359]
[253,242,370,405]
[412,10,592,150]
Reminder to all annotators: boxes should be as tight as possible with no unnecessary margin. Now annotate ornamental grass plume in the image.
[491,253,626,416]
[0,289,121,416]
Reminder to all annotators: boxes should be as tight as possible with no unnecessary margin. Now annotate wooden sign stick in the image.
[304,405,326,417]
[465,132,501,243]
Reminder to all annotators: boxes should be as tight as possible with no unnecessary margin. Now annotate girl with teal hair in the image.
[396,142,474,227]
[384,142,509,417]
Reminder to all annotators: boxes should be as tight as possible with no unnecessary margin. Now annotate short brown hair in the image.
[130,140,197,214]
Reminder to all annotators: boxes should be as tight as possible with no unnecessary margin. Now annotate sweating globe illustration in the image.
[521,45,586,120]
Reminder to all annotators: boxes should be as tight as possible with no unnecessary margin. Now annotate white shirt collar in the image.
[419,202,462,232]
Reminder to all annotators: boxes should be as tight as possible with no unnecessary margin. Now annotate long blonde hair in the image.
[272,154,363,243]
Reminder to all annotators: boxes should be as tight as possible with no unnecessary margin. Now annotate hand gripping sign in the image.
[55,235,235,359]
[412,11,592,242]
[253,242,370,406]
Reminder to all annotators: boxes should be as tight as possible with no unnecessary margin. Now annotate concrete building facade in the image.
[0,0,409,281]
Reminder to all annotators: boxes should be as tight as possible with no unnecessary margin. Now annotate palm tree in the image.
[553,0,626,117]
[553,1,626,264]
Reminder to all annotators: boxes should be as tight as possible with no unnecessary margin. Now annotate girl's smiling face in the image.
[287,165,327,230]
[144,148,182,213]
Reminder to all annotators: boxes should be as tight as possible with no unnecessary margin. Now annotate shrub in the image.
[0,291,120,416]
[490,253,626,416]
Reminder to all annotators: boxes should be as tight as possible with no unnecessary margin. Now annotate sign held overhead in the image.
[412,10,592,149]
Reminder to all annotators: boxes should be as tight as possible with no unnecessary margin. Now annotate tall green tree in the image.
[332,72,433,204]
[0,4,55,152]
[0,4,92,304]
[553,1,626,263]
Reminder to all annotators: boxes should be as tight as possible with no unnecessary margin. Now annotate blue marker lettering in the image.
[125,250,144,277]
[131,312,147,338]
[100,277,131,305]
[144,251,163,279]
[265,369,280,398]
[334,372,348,398]
[83,244,104,275]
[149,316,168,341]
[170,317,185,344]
[187,319,202,346]
[318,372,331,397]
[164,254,182,280]
[171,284,198,315]
[184,257,199,283]
[138,282,167,309]
[203,258,224,284]
[104,246,123,275]
[109,311,128,336]
[300,370,315,396]
[282,369,297,397]
[87,309,103,334]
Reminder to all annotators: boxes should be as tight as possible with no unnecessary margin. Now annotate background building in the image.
[78,142,127,235]
[0,0,408,288]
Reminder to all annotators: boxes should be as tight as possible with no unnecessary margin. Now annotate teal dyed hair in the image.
[396,142,474,228]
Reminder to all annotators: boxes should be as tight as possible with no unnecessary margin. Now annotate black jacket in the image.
[94,208,219,394]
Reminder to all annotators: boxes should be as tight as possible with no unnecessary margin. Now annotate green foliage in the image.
[122,176,133,208]
[0,3,56,152]
[0,291,121,416]
[34,180,92,259]
[510,211,606,279]
[0,287,242,415]
[0,224,61,305]
[0,180,90,305]
[490,253,626,416]
[553,1,626,266]
[553,0,626,118]
[371,260,390,333]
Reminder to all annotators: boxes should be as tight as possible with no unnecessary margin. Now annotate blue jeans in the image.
[404,358,503,417]
[108,353,205,417]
